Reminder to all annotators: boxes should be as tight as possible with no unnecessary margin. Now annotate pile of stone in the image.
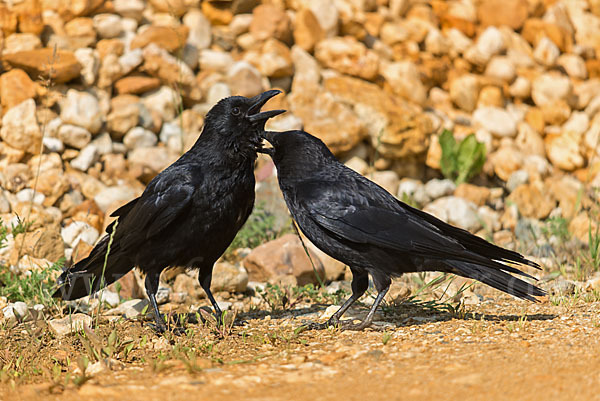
[1,0,599,317]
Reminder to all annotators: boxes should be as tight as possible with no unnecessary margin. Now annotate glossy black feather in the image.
[54,91,284,331]
[262,130,544,325]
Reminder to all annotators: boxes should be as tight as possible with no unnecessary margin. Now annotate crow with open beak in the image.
[54,90,285,333]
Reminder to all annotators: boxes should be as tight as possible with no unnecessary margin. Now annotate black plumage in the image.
[261,130,545,329]
[54,90,284,332]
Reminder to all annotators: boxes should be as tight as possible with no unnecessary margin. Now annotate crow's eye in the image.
[231,107,241,116]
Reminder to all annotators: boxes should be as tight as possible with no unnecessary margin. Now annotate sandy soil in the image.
[2,294,599,401]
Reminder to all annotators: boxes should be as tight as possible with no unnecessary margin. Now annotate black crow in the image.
[54,90,285,332]
[261,130,545,330]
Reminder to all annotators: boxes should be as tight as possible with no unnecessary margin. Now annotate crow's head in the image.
[261,130,337,176]
[201,90,285,155]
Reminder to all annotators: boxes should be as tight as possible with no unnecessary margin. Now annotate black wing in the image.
[295,177,536,279]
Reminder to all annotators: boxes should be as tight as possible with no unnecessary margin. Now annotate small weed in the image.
[226,204,288,255]
[200,309,237,338]
[257,283,348,312]
[0,258,64,307]
[382,332,392,345]
[439,129,486,185]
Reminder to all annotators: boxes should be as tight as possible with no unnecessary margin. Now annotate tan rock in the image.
[0,4,17,37]
[477,86,504,108]
[525,107,545,133]
[13,0,44,36]
[489,145,523,181]
[569,213,598,245]
[324,75,433,158]
[130,25,189,53]
[147,0,199,16]
[201,1,232,25]
[380,61,426,106]
[293,8,325,52]
[64,17,97,48]
[3,48,81,83]
[507,183,555,219]
[288,84,364,154]
[515,123,546,157]
[211,262,248,293]
[521,19,571,52]
[250,4,292,44]
[478,0,528,30]
[454,183,491,207]
[545,130,584,171]
[41,0,104,20]
[450,74,479,112]
[9,227,64,266]
[243,234,326,286]
[546,175,583,219]
[541,100,570,126]
[0,99,41,154]
[0,69,37,110]
[48,314,92,338]
[96,38,124,59]
[255,39,293,78]
[32,168,70,206]
[315,37,379,81]
[114,75,161,95]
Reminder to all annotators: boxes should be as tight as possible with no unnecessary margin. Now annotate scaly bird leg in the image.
[145,271,167,333]
[198,267,223,324]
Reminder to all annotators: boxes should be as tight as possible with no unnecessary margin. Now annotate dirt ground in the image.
[2,293,599,401]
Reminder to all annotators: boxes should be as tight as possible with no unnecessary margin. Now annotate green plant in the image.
[226,204,287,252]
[0,259,64,306]
[439,129,486,185]
[257,283,349,312]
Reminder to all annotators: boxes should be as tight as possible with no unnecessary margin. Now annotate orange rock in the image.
[293,8,324,52]
[14,0,44,35]
[96,38,124,59]
[507,183,555,219]
[478,0,529,30]
[115,75,161,95]
[201,1,232,25]
[3,48,81,83]
[454,183,491,206]
[0,4,17,37]
[130,25,189,53]
[0,69,37,110]
[250,4,292,44]
[243,234,326,286]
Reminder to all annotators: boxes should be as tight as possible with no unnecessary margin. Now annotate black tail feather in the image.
[53,236,133,300]
[446,260,546,302]
[405,202,540,269]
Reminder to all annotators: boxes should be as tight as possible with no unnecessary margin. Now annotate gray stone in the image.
[61,221,100,248]
[473,107,517,137]
[2,302,28,321]
[184,9,211,50]
[43,137,65,153]
[156,286,170,305]
[104,299,149,318]
[74,48,100,86]
[71,144,99,171]
[94,185,138,212]
[506,170,529,192]
[424,196,481,232]
[124,127,158,149]
[48,314,93,337]
[424,179,456,200]
[93,13,124,39]
[58,124,92,149]
[97,290,120,307]
[60,90,103,134]
[16,189,45,205]
[211,262,249,293]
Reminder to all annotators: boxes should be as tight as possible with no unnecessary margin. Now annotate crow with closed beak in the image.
[261,130,545,330]
[54,90,285,332]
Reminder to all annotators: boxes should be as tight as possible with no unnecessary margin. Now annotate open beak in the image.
[246,90,286,123]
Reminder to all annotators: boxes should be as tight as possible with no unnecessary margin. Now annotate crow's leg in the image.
[342,272,391,330]
[145,270,167,333]
[198,266,223,323]
[309,269,369,330]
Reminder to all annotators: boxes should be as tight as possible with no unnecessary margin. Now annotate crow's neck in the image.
[187,132,257,168]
